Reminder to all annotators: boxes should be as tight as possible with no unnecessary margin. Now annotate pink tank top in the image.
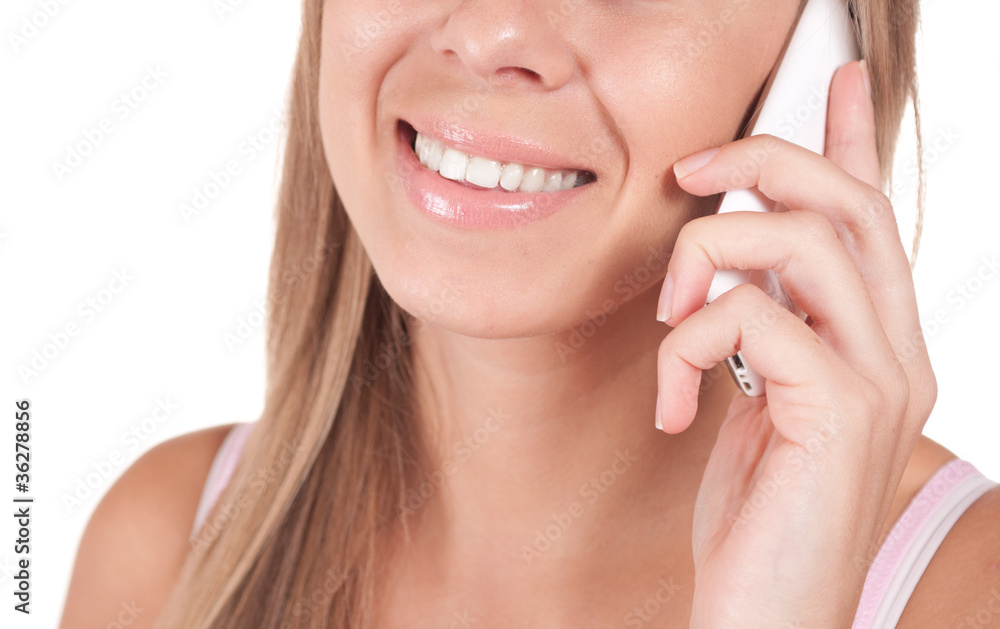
[189,423,997,627]
[189,422,256,542]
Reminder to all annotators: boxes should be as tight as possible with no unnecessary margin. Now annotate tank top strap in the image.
[852,458,998,628]
[189,421,256,542]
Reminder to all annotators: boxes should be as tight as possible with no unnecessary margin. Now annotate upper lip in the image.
[400,116,598,178]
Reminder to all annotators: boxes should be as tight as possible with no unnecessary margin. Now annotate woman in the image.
[60,0,1000,627]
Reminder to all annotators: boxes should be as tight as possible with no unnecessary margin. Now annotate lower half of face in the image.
[318,0,798,339]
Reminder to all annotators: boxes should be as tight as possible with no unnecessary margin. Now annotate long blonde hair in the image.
[154,0,924,626]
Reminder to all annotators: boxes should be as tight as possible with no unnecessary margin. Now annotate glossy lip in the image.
[395,120,596,230]
[405,114,599,175]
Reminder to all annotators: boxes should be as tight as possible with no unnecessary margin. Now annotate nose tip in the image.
[430,1,575,91]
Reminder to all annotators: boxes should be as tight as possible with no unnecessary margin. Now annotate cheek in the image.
[318,2,423,210]
[319,3,391,129]
[323,0,409,63]
[565,5,793,306]
[318,8,388,223]
[586,5,794,216]
[598,18,782,171]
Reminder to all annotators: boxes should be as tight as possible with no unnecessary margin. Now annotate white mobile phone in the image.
[707,0,861,396]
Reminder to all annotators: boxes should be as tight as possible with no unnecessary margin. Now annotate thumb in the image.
[824,60,882,190]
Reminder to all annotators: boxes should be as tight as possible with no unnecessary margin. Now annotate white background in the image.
[1,1,997,627]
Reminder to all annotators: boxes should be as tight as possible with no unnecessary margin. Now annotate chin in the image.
[374,264,582,341]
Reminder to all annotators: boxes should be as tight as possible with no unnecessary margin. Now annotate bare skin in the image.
[60,0,1000,627]
[60,423,993,628]
[59,424,231,628]
[315,0,994,625]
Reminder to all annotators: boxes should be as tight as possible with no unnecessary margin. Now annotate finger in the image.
[671,135,930,398]
[824,60,881,191]
[822,60,933,397]
[662,210,896,377]
[656,283,868,440]
[674,134,891,239]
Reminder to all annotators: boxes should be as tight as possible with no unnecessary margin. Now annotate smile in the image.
[395,120,598,230]
[412,130,595,193]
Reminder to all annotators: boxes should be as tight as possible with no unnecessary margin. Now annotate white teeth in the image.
[519,167,545,193]
[416,133,429,166]
[438,148,468,181]
[499,163,523,191]
[542,171,563,192]
[426,140,443,171]
[412,130,591,193]
[560,171,578,190]
[465,156,502,188]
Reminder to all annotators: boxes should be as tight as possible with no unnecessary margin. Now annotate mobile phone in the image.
[706,0,861,396]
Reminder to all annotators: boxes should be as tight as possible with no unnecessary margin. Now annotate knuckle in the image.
[910,366,938,420]
[751,133,783,157]
[674,216,708,255]
[675,214,705,242]
[718,284,789,333]
[676,215,729,273]
[924,369,938,410]
[792,210,839,246]
[657,333,678,363]
[866,360,911,423]
[854,186,895,232]
[746,134,782,182]
[889,364,911,413]
[855,375,887,421]
[720,281,767,307]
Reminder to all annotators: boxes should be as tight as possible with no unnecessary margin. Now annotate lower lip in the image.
[394,121,593,230]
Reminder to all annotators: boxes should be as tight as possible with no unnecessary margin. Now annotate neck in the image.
[398,284,740,577]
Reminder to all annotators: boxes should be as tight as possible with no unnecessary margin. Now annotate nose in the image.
[429,0,575,91]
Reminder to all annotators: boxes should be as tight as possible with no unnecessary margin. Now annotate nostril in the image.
[496,66,541,83]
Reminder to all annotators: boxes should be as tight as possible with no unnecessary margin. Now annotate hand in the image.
[654,60,937,628]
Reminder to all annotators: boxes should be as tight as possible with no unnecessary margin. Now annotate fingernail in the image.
[656,272,674,323]
[673,147,719,180]
[654,394,663,431]
[859,59,873,102]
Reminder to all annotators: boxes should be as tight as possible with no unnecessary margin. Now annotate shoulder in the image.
[58,423,239,629]
[878,434,960,545]
[894,438,1000,628]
